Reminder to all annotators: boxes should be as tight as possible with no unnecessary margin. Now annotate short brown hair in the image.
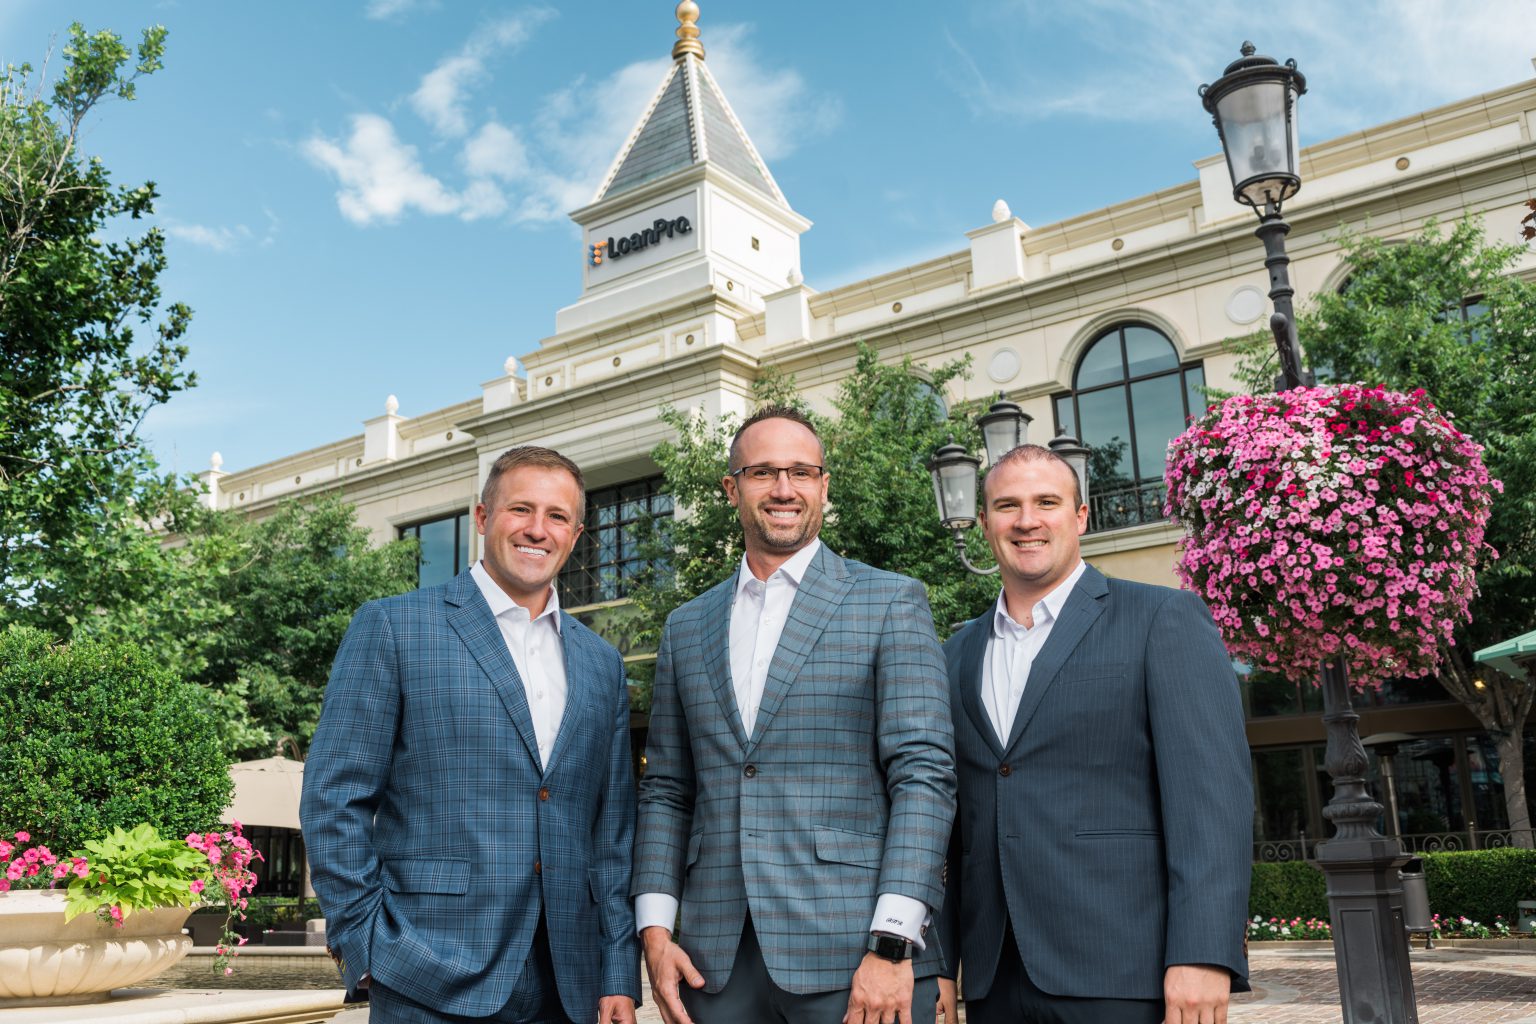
[480,446,586,519]
[984,444,1082,508]
[727,405,823,472]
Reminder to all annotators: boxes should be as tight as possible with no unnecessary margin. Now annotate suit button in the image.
[743,764,757,778]
[534,860,541,874]
[998,764,1012,777]
[538,787,550,801]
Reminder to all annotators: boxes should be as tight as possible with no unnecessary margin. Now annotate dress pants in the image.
[369,913,573,1024]
[964,923,1162,1024]
[681,914,938,1024]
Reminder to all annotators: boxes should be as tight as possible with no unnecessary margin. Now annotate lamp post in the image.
[926,393,1089,576]
[1202,43,1418,1023]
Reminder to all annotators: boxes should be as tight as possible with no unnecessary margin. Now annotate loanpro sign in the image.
[588,216,692,266]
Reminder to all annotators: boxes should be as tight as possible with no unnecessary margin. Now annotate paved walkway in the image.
[338,946,1536,1022]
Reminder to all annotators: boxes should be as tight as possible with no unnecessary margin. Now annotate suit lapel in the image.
[543,613,594,774]
[745,544,852,756]
[1001,565,1109,757]
[954,616,1004,759]
[444,572,542,768]
[698,576,748,749]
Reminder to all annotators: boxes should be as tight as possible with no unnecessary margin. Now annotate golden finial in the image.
[672,1,704,61]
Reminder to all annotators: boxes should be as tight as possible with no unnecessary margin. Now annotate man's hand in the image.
[598,994,637,1024]
[1163,964,1230,1024]
[844,953,914,1024]
[936,976,957,1023]
[641,926,704,1024]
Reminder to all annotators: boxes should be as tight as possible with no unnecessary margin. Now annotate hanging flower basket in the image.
[1163,384,1498,687]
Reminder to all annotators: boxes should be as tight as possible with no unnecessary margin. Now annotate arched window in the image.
[1053,323,1205,531]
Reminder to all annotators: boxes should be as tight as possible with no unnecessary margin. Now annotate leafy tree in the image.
[1227,217,1536,844]
[628,344,999,670]
[0,24,199,638]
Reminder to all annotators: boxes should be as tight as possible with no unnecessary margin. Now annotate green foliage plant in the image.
[0,627,232,853]
[1249,860,1329,922]
[61,824,207,924]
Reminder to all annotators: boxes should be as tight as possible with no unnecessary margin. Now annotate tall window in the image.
[1053,323,1205,532]
[399,511,471,589]
[559,476,673,607]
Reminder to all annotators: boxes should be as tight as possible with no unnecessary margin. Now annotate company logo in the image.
[588,215,692,267]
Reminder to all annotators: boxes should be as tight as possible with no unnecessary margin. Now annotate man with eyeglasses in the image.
[634,405,956,1024]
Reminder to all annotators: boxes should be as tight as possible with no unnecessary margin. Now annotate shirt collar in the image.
[471,560,563,631]
[992,559,1088,638]
[735,537,822,597]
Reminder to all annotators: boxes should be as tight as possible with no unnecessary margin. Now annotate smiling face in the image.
[722,416,828,571]
[475,465,584,615]
[980,454,1088,608]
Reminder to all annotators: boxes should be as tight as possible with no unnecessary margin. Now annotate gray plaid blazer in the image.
[300,570,640,1019]
[634,544,956,995]
[938,565,1252,1001]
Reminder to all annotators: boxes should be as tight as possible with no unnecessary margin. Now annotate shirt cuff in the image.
[635,892,680,937]
[870,893,930,952]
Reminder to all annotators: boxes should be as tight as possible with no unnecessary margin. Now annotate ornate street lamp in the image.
[1202,44,1417,1023]
[927,394,1083,576]
[1200,42,1312,392]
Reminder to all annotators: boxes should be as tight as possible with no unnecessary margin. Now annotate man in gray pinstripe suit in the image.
[936,445,1251,1024]
[634,406,956,1024]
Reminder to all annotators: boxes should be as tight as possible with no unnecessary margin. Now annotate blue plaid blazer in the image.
[300,570,640,1019]
[634,544,956,994]
[937,565,1252,1001]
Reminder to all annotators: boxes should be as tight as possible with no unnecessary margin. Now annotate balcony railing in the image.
[1253,827,1535,863]
[1087,480,1169,534]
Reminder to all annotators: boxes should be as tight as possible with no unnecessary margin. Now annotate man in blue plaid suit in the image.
[302,446,640,1024]
[634,406,957,1024]
[935,446,1251,1024]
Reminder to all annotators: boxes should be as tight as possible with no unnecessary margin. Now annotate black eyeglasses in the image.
[730,464,825,485]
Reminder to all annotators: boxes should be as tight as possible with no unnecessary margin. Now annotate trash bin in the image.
[1400,857,1432,944]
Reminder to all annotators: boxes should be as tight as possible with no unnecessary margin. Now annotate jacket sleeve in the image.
[1147,588,1253,983]
[873,578,958,918]
[591,644,642,1001]
[299,600,399,995]
[632,619,696,901]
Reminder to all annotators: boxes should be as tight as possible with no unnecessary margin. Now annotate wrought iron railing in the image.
[1087,480,1169,534]
[1254,827,1535,862]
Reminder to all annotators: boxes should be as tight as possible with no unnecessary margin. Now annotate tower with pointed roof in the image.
[554,1,811,336]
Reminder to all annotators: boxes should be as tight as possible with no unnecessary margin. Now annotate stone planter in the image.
[0,889,193,1007]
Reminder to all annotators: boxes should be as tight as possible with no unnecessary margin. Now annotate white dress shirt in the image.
[471,561,566,770]
[636,538,931,950]
[982,560,1088,745]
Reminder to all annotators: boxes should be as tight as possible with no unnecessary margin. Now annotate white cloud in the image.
[410,9,556,137]
[164,222,251,252]
[944,0,1535,138]
[461,121,528,181]
[303,114,461,225]
[705,25,842,162]
[364,0,438,22]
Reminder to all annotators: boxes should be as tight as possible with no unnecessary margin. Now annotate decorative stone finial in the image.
[991,199,1011,223]
[787,267,803,287]
[385,394,400,415]
[673,1,704,61]
[503,355,519,376]
[209,451,223,470]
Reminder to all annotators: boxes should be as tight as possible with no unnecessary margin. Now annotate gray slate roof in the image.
[596,55,786,207]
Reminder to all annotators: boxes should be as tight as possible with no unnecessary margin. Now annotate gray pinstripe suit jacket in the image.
[633,544,956,994]
[938,565,1252,1001]
[300,570,640,1019]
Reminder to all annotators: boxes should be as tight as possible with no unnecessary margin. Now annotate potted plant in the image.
[0,823,262,1007]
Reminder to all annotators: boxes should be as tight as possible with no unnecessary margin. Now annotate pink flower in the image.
[190,879,206,895]
[14,832,28,843]
[109,906,123,927]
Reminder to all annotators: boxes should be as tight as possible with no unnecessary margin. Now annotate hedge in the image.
[1252,848,1536,926]
[0,626,233,853]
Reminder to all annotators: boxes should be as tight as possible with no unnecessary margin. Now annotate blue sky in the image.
[5,0,1532,475]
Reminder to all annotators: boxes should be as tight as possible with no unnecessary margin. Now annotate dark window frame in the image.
[559,475,673,608]
[398,510,472,589]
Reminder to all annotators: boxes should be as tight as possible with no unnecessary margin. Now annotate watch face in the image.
[868,933,910,962]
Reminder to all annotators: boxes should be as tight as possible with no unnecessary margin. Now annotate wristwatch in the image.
[866,931,913,963]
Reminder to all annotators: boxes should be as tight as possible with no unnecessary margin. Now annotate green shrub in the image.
[1250,860,1330,921]
[0,627,232,852]
[1422,848,1536,926]
[1251,848,1536,928]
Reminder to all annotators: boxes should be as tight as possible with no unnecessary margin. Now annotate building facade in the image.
[204,12,1536,853]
